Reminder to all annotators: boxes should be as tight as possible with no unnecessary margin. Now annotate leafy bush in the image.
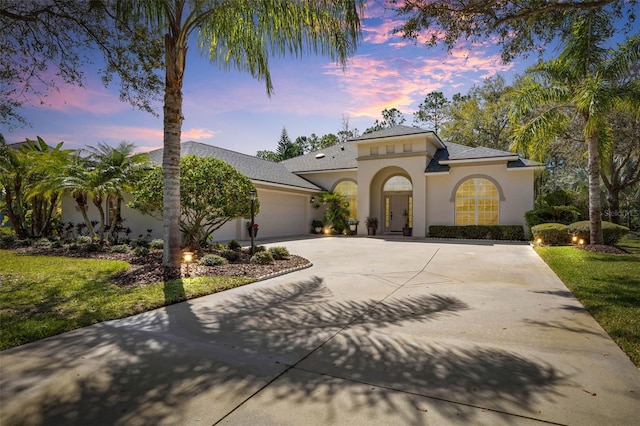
[0,227,15,236]
[0,234,16,248]
[568,221,630,245]
[199,254,228,266]
[150,239,164,249]
[531,223,570,245]
[85,243,100,252]
[250,251,274,264]
[68,243,80,251]
[269,246,289,260]
[254,245,266,253]
[76,235,92,244]
[109,244,130,253]
[133,246,149,257]
[130,236,150,249]
[32,238,52,248]
[525,205,580,228]
[428,225,525,240]
[227,240,241,251]
[221,250,240,262]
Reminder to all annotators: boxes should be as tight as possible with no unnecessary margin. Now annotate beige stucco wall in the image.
[425,162,535,232]
[61,185,316,244]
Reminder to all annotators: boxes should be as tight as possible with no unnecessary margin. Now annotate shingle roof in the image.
[350,125,435,141]
[147,141,320,191]
[426,142,542,173]
[281,142,358,173]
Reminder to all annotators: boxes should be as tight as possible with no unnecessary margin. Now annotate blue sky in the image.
[3,2,636,156]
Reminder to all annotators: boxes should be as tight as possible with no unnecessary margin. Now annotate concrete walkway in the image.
[1,237,638,425]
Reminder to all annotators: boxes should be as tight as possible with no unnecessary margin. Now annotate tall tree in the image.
[511,12,640,245]
[391,0,636,62]
[276,127,302,160]
[0,1,163,128]
[440,76,514,150]
[364,107,406,134]
[413,91,449,133]
[115,1,363,268]
[337,114,360,143]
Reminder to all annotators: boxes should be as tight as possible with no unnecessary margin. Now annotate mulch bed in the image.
[9,245,311,287]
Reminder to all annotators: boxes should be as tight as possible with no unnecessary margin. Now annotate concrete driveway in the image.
[1,237,639,425]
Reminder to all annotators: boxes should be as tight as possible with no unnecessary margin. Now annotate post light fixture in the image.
[183,251,194,277]
[249,189,257,255]
[578,239,585,246]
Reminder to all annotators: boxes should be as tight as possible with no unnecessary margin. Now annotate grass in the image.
[535,234,640,367]
[0,250,254,350]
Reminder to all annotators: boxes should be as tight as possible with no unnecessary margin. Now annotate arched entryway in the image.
[382,175,413,234]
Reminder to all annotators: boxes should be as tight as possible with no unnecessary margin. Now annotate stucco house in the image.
[61,125,541,241]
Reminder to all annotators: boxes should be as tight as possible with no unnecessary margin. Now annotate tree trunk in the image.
[587,133,604,244]
[607,191,621,224]
[162,31,186,268]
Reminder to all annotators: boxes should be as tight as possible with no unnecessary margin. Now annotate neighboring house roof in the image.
[146,141,320,191]
[281,142,358,173]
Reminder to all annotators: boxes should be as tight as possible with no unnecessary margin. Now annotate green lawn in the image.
[535,235,640,367]
[0,250,253,350]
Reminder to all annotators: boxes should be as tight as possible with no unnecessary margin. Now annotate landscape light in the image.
[183,251,194,277]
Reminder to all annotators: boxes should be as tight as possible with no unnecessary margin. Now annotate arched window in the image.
[455,178,499,225]
[334,180,357,219]
[383,176,412,192]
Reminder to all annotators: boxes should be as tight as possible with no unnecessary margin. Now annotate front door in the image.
[385,194,409,233]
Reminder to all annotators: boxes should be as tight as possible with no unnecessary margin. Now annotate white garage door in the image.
[258,191,307,238]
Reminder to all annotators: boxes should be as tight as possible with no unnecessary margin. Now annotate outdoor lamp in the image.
[572,235,578,244]
[183,251,194,277]
[310,196,316,204]
[578,239,585,246]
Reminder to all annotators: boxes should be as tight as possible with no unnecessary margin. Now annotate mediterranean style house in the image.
[61,125,541,241]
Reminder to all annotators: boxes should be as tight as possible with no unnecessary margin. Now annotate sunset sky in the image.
[4,2,637,156]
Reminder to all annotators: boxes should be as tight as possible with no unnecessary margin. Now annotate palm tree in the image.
[86,142,150,242]
[511,11,640,244]
[115,0,363,268]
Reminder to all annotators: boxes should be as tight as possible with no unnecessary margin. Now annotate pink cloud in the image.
[181,127,219,140]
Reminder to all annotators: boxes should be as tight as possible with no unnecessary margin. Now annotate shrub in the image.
[109,244,130,253]
[269,246,289,260]
[0,234,16,248]
[254,245,266,253]
[199,254,228,266]
[130,236,150,249]
[250,251,274,264]
[68,243,80,251]
[525,205,580,228]
[76,235,92,244]
[568,221,630,245]
[133,246,149,257]
[227,240,241,251]
[85,243,100,252]
[32,238,52,247]
[221,250,240,262]
[428,225,525,240]
[150,239,164,249]
[531,223,570,245]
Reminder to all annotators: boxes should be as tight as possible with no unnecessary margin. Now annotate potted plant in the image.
[365,217,378,236]
[311,219,323,234]
[246,222,259,238]
[402,209,412,237]
[347,218,359,233]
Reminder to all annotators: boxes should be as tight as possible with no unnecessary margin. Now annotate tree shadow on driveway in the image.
[0,276,566,426]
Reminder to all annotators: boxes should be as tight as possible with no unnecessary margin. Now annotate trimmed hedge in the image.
[250,251,274,265]
[531,223,570,246]
[428,225,525,241]
[525,205,580,228]
[568,221,630,245]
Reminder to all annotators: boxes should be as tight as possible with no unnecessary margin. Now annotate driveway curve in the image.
[1,237,638,425]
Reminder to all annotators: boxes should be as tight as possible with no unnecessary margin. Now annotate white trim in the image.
[293,168,358,175]
[251,179,318,193]
[425,171,450,175]
[507,166,546,172]
[439,156,519,165]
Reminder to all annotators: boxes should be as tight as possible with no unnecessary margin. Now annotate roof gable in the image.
[350,125,434,141]
[281,142,357,173]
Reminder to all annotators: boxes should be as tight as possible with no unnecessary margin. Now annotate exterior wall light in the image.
[310,196,316,204]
